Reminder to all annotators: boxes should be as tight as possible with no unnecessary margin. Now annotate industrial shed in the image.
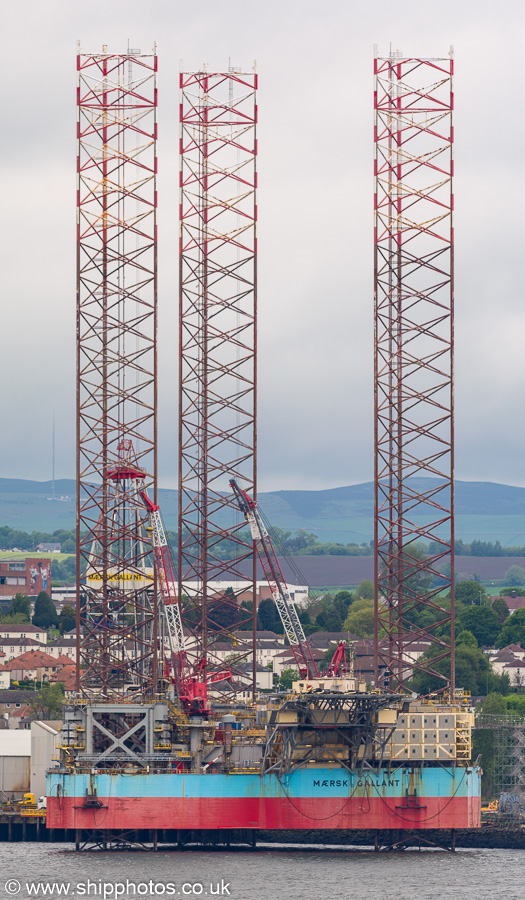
[0,729,31,799]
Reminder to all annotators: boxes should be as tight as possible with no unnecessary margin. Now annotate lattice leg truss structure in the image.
[179,70,257,695]
[373,51,455,692]
[76,47,158,699]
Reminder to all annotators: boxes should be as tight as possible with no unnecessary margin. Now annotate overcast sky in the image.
[1,0,524,492]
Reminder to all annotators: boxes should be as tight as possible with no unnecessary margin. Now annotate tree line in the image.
[0,525,76,552]
[439,539,525,557]
[5,522,525,579]
[1,591,75,632]
[0,522,376,564]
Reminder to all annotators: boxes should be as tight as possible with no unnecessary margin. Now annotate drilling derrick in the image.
[179,69,258,695]
[373,51,455,692]
[75,47,159,709]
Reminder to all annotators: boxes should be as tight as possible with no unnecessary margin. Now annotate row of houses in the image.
[0,647,77,709]
[0,621,431,685]
[0,624,77,705]
[0,624,76,665]
[3,620,525,719]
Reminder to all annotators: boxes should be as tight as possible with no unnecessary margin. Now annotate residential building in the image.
[5,650,62,683]
[505,643,525,659]
[272,646,326,677]
[46,638,77,662]
[306,631,361,651]
[50,663,77,698]
[206,642,236,663]
[0,690,37,728]
[255,641,286,669]
[502,660,525,689]
[490,644,525,676]
[0,665,11,690]
[0,665,4,690]
[9,705,34,729]
[0,639,45,663]
[235,663,273,691]
[501,596,525,614]
[0,624,47,645]
[233,631,285,645]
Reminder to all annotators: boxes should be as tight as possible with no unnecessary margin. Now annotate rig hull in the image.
[47,766,481,831]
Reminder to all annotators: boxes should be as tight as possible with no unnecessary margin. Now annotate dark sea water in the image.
[0,843,522,900]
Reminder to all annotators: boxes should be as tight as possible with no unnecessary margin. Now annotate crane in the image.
[326,639,350,678]
[140,490,208,714]
[230,478,326,679]
[230,479,350,681]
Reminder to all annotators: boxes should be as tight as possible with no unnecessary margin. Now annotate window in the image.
[8,562,25,572]
[15,703,20,708]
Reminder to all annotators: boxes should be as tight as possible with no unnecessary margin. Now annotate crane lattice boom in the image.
[230,479,320,679]
[141,490,207,712]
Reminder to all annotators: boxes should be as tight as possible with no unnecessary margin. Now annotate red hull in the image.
[47,795,480,831]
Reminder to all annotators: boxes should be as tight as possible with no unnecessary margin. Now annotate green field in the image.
[0,551,73,562]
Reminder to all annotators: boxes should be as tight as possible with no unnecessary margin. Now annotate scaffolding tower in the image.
[475,714,525,800]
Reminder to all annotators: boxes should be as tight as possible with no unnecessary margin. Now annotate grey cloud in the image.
[1,0,524,490]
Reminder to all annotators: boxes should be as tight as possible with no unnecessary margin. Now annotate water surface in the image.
[0,843,521,900]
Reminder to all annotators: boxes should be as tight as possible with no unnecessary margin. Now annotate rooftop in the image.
[54,665,76,683]
[55,654,75,665]
[0,689,38,703]
[307,631,361,645]
[0,624,44,634]
[0,638,42,648]
[502,597,525,610]
[5,650,58,670]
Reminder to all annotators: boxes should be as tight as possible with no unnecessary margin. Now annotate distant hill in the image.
[3,477,525,546]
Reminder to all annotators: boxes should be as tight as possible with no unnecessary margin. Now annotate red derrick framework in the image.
[178,69,258,696]
[76,48,158,698]
[373,51,455,693]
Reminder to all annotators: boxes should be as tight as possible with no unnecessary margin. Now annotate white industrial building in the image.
[0,730,31,799]
[0,722,61,801]
[184,580,309,607]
